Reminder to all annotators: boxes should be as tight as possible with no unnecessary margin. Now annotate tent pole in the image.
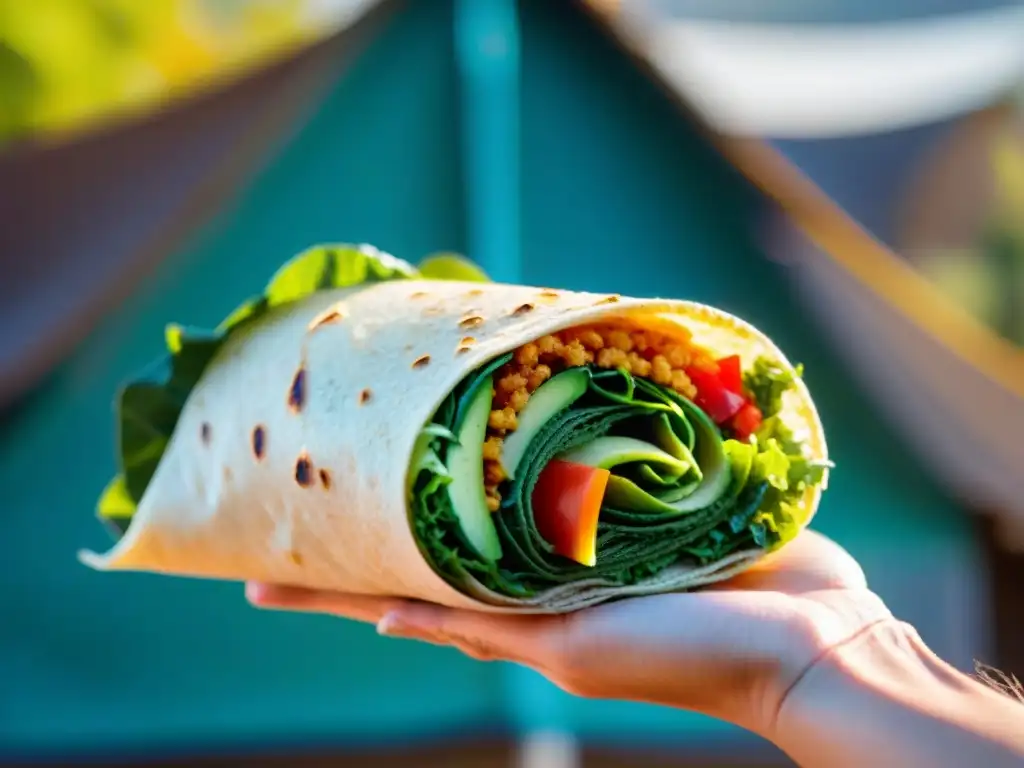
[453,0,523,283]
[454,1,578,765]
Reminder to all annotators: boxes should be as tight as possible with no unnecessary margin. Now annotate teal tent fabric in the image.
[0,4,500,760]
[0,0,978,760]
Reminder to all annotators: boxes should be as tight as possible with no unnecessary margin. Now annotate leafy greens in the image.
[411,355,830,597]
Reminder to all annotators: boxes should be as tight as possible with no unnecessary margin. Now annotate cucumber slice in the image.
[446,375,503,561]
[558,436,693,476]
[501,367,590,480]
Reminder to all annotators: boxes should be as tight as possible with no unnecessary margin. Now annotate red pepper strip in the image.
[715,355,744,395]
[532,460,610,567]
[686,366,746,424]
[730,402,763,441]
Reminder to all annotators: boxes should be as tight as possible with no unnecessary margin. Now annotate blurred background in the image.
[1,1,1022,766]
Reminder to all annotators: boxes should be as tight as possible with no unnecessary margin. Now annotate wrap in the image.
[82,244,830,613]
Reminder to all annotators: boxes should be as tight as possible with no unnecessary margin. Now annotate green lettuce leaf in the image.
[418,252,491,283]
[98,243,484,535]
[742,357,802,419]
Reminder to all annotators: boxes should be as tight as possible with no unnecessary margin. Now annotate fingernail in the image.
[244,582,267,604]
[377,611,438,642]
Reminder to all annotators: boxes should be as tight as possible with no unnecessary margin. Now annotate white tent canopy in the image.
[624,5,1024,137]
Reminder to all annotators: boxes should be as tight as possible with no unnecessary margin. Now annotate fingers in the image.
[377,604,567,671]
[245,582,403,624]
[244,582,567,672]
[243,529,866,683]
[711,530,867,594]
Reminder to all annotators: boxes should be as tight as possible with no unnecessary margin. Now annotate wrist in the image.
[774,619,1024,767]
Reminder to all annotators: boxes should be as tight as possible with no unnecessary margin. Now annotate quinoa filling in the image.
[484,324,710,511]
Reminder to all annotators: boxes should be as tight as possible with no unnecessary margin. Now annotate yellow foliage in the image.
[0,0,316,143]
[991,129,1024,224]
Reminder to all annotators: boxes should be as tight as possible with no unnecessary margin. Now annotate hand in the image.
[246,531,894,740]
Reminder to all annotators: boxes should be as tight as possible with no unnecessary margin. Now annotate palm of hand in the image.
[247,531,891,739]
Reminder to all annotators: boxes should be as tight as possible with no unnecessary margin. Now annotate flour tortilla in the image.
[81,279,828,613]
